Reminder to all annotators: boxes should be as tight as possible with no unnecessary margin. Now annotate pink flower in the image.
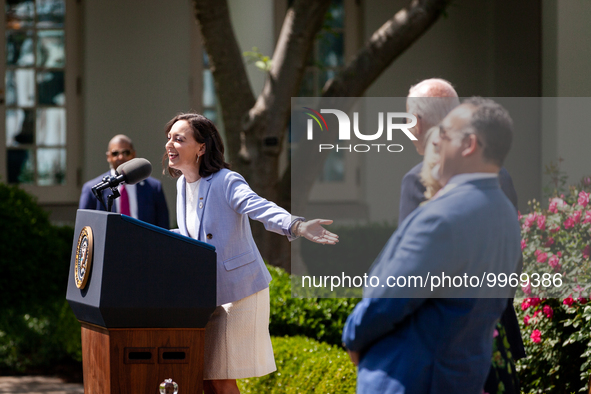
[518,211,523,220]
[563,297,575,307]
[536,252,548,263]
[524,213,537,228]
[573,210,582,224]
[549,201,558,213]
[524,315,530,326]
[537,215,546,230]
[578,191,589,207]
[533,310,540,318]
[583,211,591,224]
[530,329,542,343]
[578,298,588,304]
[521,299,531,310]
[521,239,527,250]
[493,329,499,338]
[551,225,561,233]
[564,217,575,229]
[522,283,532,296]
[529,297,541,308]
[544,237,555,247]
[548,254,560,270]
[558,251,563,257]
[583,245,591,259]
[543,305,554,319]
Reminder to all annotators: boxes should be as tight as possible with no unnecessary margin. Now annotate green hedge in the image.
[268,264,359,346]
[0,182,81,372]
[238,336,356,393]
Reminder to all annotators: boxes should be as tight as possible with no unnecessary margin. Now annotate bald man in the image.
[79,134,170,229]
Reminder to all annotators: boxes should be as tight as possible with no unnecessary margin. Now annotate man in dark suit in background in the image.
[400,80,525,392]
[79,134,169,229]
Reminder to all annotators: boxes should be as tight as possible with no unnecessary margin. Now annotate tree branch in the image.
[244,0,332,145]
[192,0,256,168]
[292,0,451,214]
[324,0,451,98]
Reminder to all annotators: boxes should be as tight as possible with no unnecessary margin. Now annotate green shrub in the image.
[0,183,73,313]
[238,336,356,393]
[0,182,80,372]
[268,264,359,346]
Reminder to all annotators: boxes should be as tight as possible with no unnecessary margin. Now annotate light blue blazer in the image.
[175,168,296,305]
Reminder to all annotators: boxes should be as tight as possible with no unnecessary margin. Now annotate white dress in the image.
[185,178,276,380]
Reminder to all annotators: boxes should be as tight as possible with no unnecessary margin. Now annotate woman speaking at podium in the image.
[163,113,338,394]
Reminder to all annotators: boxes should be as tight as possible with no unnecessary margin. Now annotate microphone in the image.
[91,158,152,195]
[116,158,152,185]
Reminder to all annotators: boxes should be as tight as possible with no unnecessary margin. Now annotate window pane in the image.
[6,69,35,106]
[202,69,216,107]
[326,0,344,29]
[320,150,345,182]
[318,31,343,68]
[6,108,35,146]
[37,30,65,67]
[36,0,65,28]
[37,148,65,185]
[36,108,65,146]
[6,0,35,29]
[7,148,34,183]
[37,70,64,105]
[6,30,35,66]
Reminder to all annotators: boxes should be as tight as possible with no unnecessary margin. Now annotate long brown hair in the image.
[162,113,231,178]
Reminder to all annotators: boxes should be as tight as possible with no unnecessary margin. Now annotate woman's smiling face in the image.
[165,120,205,176]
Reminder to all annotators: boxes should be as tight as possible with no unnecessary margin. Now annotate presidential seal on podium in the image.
[75,226,93,289]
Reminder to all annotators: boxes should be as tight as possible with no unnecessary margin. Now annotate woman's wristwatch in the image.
[289,217,306,238]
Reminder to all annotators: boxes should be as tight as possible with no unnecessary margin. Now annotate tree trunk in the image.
[193,0,450,272]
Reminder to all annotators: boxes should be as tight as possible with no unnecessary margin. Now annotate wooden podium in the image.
[66,210,217,394]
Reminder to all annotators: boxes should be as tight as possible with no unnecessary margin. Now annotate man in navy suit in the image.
[79,134,169,229]
[342,98,522,393]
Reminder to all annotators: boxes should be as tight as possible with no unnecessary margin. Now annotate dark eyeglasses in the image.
[109,150,132,157]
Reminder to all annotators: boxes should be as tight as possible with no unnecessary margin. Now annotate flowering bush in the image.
[516,176,591,392]
[516,297,591,392]
[519,181,591,298]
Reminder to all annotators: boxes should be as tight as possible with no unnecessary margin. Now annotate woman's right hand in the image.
[297,219,339,245]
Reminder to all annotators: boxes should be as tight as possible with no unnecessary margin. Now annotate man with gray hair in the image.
[399,79,461,223]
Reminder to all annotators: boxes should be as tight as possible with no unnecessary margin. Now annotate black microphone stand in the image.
[91,175,121,212]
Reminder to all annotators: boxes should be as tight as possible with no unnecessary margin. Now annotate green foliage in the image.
[238,336,356,393]
[0,182,74,313]
[515,298,591,393]
[243,47,273,72]
[268,264,359,346]
[0,182,80,372]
